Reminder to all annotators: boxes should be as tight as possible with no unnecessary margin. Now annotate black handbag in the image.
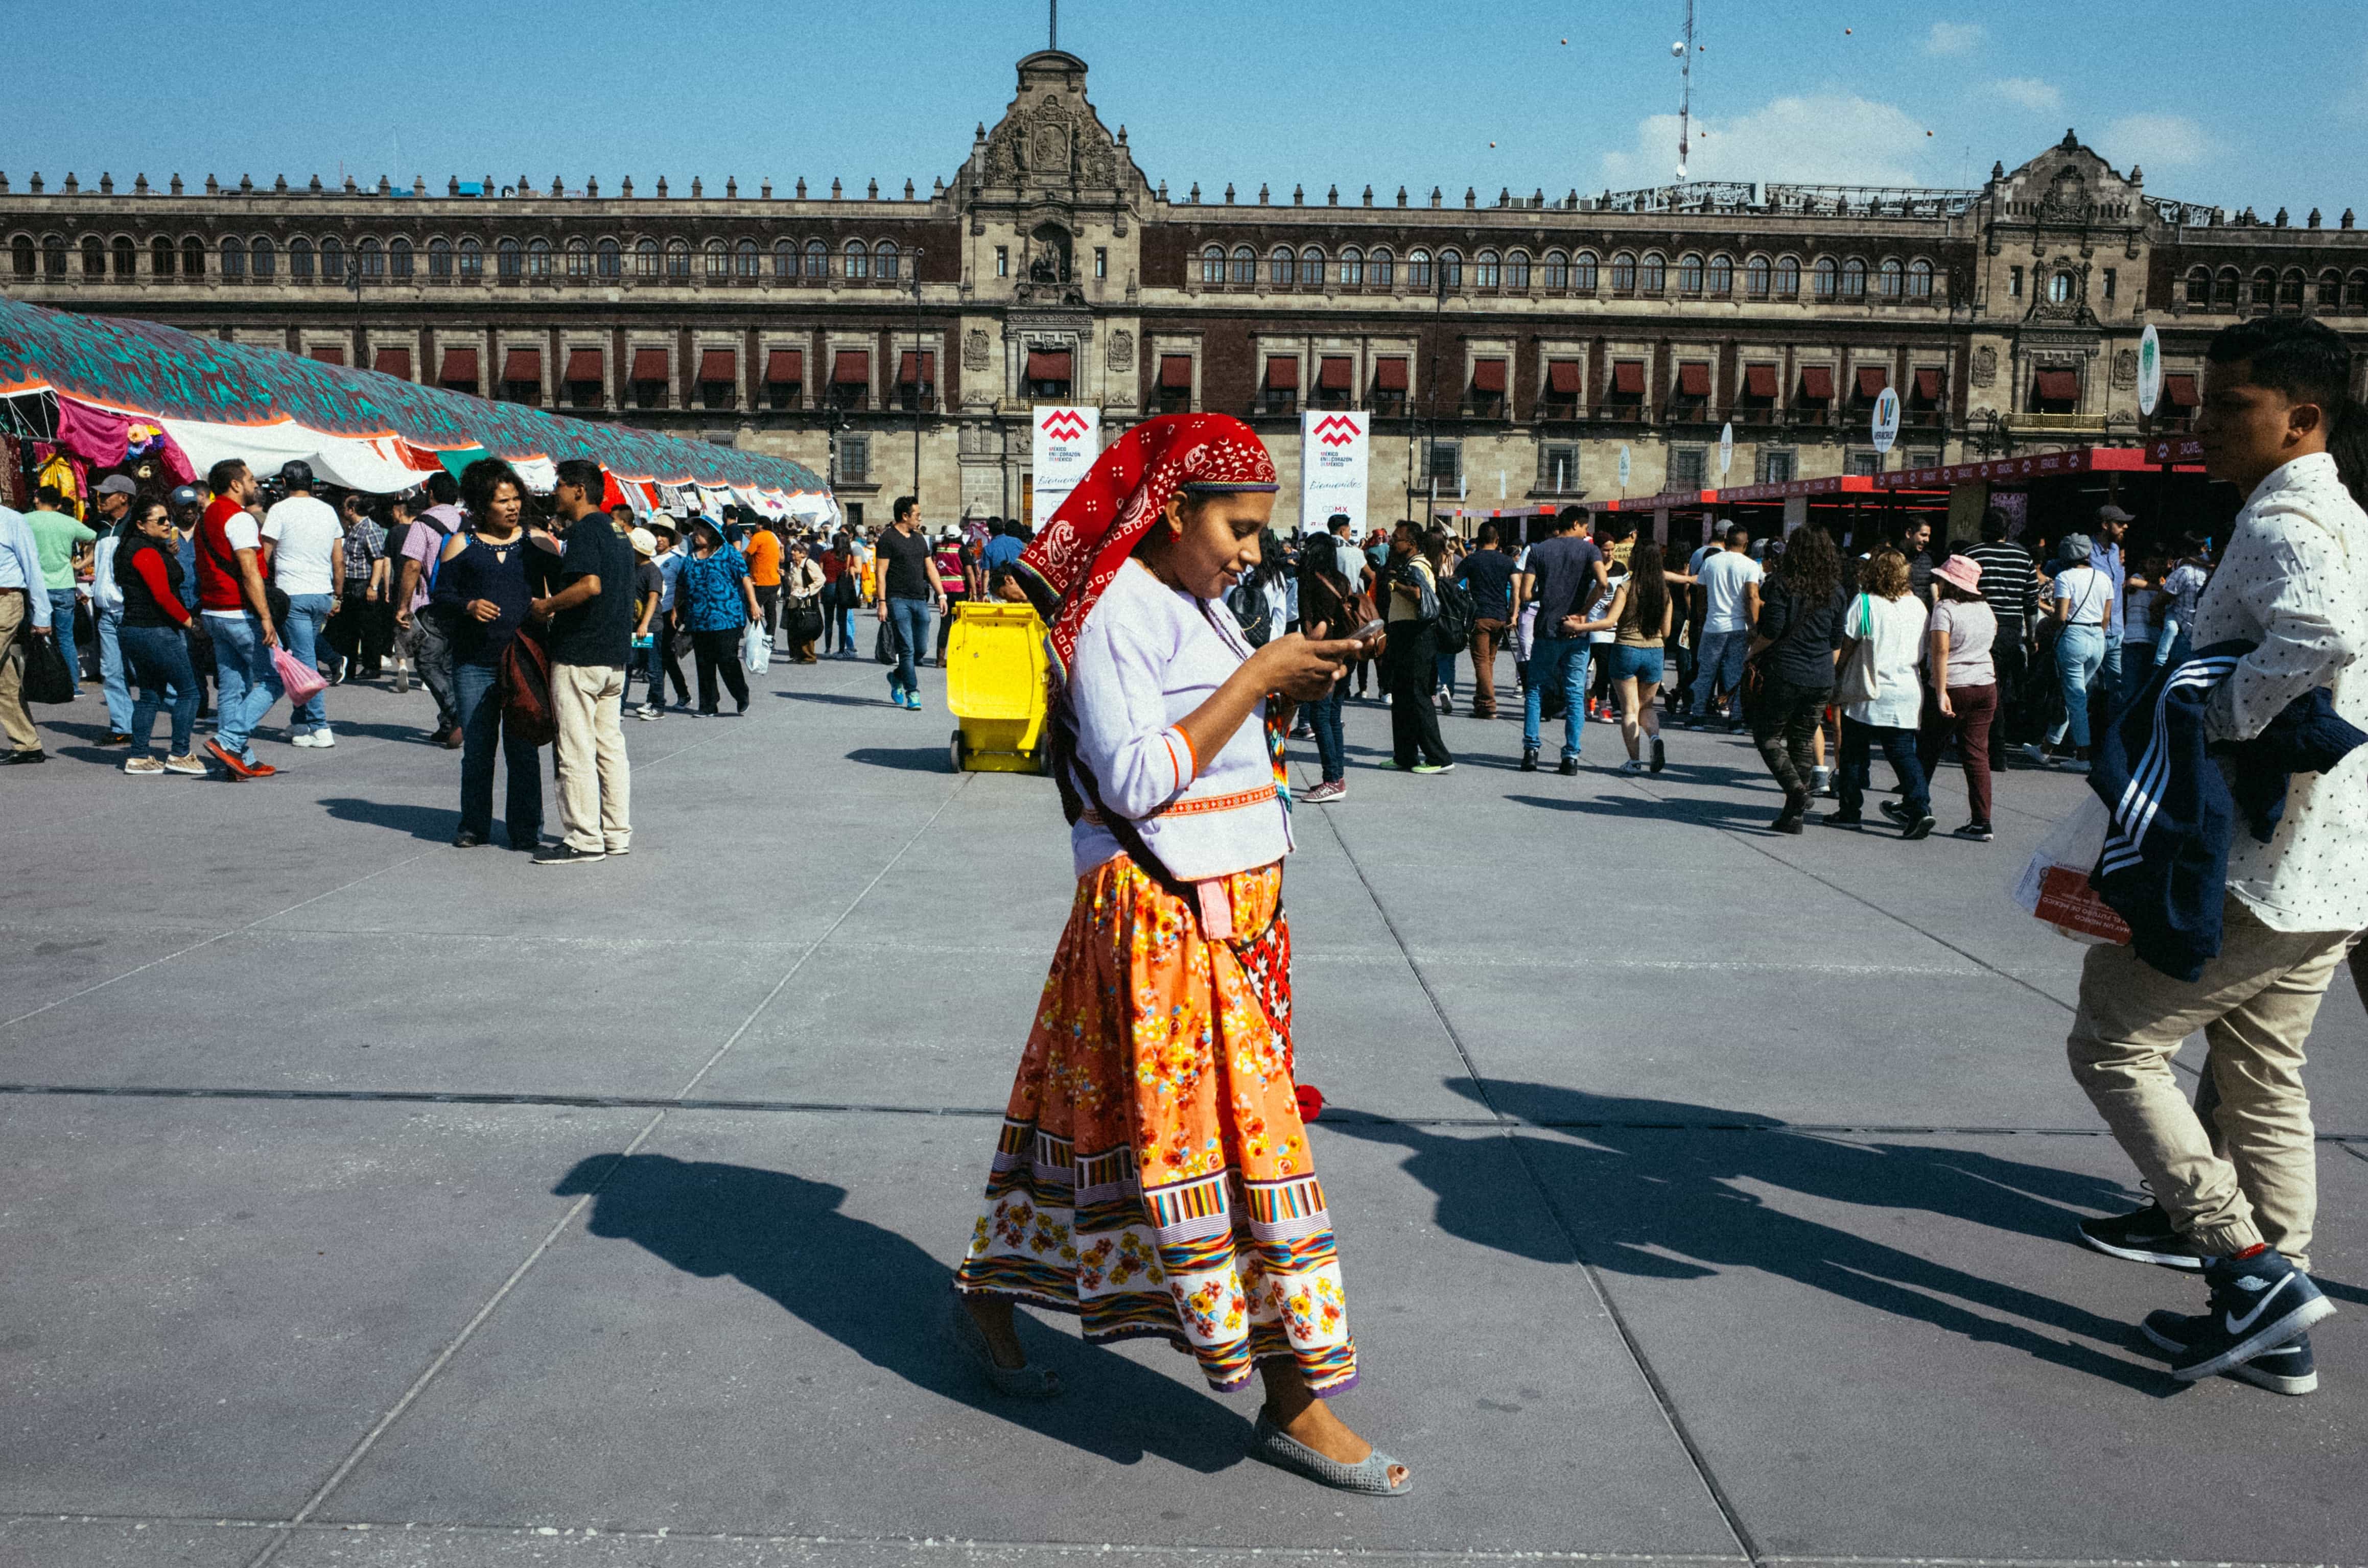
[874,620,896,666]
[786,598,825,642]
[20,625,74,704]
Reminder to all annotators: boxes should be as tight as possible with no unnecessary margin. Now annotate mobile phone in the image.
[1352,617,1387,642]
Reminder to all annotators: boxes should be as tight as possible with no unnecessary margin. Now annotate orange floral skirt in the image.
[952,854,1357,1396]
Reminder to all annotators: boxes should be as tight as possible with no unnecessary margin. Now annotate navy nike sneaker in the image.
[2167,1248,2333,1384]
[2141,1312,2318,1395]
[2077,1203,2209,1271]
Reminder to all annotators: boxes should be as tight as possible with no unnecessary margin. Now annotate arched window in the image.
[1299,245,1323,287]
[360,237,385,279]
[704,241,729,278]
[775,239,796,279]
[843,239,869,280]
[591,237,619,279]
[1879,257,1904,298]
[2250,268,2275,306]
[249,236,276,279]
[1812,256,1837,299]
[149,235,173,277]
[457,237,482,278]
[523,236,548,278]
[874,240,897,281]
[496,237,522,278]
[2280,268,2307,309]
[1229,244,1255,283]
[566,239,590,277]
[2349,271,2368,310]
[665,238,690,278]
[1775,255,1800,297]
[1745,255,1771,297]
[1907,258,1934,298]
[804,239,827,278]
[1506,249,1530,289]
[41,234,68,277]
[81,235,105,277]
[2214,267,2239,305]
[10,235,33,278]
[1573,250,1598,291]
[1474,248,1500,289]
[1368,247,1393,287]
[2319,269,2342,308]
[429,237,453,278]
[2185,265,2211,305]
[1200,244,1224,283]
[1610,250,1637,292]
[1543,250,1568,290]
[180,236,204,278]
[389,237,412,279]
[1677,252,1704,293]
[1707,253,1732,295]
[319,235,344,281]
[1639,251,1665,293]
[1841,257,1867,299]
[219,236,246,279]
[2048,269,2075,304]
[1406,248,1432,288]
[1438,248,1463,287]
[1270,246,1295,286]
[111,236,135,278]
[1339,246,1363,287]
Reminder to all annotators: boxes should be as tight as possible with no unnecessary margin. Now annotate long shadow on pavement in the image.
[555,1153,1253,1470]
[321,795,462,842]
[1325,1082,2171,1393]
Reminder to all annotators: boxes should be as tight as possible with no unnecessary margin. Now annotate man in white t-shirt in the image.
[261,461,345,745]
[1686,525,1764,728]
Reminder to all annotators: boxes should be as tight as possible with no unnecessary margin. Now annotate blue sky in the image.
[14,1,2362,213]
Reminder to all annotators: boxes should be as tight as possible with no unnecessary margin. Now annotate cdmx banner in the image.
[1030,405,1100,528]
[1299,410,1368,535]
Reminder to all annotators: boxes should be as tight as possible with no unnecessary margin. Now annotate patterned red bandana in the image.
[1016,413,1277,672]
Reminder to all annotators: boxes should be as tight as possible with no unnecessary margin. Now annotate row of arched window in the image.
[1197,244,1938,301]
[2185,264,2368,312]
[5,233,912,285]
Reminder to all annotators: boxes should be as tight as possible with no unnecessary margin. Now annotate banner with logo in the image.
[1299,410,1370,534]
[1030,405,1100,528]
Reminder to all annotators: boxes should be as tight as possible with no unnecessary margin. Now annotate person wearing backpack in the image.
[1516,506,1609,774]
[1380,521,1453,774]
[393,472,466,748]
[1453,525,1515,718]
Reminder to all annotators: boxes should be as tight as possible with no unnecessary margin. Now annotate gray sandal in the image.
[1249,1411,1414,1495]
[948,1297,1061,1400]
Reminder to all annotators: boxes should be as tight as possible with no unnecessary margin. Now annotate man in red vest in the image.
[193,459,283,779]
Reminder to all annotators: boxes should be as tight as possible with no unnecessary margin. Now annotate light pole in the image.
[347,255,366,368]
[910,246,926,514]
[1422,260,1448,527]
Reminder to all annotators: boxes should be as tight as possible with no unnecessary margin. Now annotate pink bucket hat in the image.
[1932,554,1984,595]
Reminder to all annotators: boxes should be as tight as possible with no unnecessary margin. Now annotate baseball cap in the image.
[628,527,657,557]
[96,474,138,497]
[168,484,203,508]
[2097,503,2136,524]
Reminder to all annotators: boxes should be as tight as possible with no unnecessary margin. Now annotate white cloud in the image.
[1601,94,1930,187]
[1990,77,2062,112]
[1923,21,1984,56]
[2103,113,2214,168]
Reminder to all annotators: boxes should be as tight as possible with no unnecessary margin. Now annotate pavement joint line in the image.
[235,766,976,1568]
[1295,760,1768,1568]
[9,1082,2366,1145]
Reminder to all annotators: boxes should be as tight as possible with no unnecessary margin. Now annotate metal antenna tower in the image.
[1676,0,1696,180]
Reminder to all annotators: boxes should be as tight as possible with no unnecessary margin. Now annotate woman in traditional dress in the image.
[949,414,1409,1496]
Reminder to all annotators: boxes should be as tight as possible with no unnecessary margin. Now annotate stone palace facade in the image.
[6,50,2365,529]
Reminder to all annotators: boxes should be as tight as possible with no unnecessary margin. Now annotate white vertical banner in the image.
[1030,406,1101,528]
[1299,410,1369,535]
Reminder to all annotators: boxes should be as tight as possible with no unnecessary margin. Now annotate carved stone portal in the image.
[964,328,991,371]
[2112,347,2139,387]
[1972,345,1998,387]
[1106,329,1134,371]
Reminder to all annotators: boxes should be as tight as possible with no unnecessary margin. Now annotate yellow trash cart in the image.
[945,601,1050,773]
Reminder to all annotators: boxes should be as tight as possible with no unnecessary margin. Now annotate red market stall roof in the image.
[1714,473,1879,504]
[1584,489,1716,512]
[2146,435,2205,465]
[1874,446,2202,489]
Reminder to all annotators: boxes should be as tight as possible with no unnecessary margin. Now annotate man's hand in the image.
[529,597,554,621]
[1559,615,1587,636]
[876,602,889,623]
[394,608,412,632]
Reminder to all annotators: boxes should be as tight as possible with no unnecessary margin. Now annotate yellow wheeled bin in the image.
[946,601,1050,773]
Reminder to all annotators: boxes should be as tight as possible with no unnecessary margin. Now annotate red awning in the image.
[2164,371,2199,409]
[2034,368,2080,401]
[372,347,412,379]
[897,351,936,385]
[697,349,737,384]
[1159,353,1192,390]
[1799,365,1834,400]
[1742,364,1778,399]
[1265,355,1299,390]
[503,348,541,384]
[1546,360,1581,395]
[1025,349,1071,383]
[1374,357,1409,391]
[1318,355,1353,391]
[1676,362,1711,397]
[765,349,804,385]
[1855,365,1889,398]
[1912,368,1943,402]
[833,350,870,386]
[630,348,669,383]
[1470,358,1507,393]
[438,347,479,384]
[1611,360,1646,396]
[564,349,603,383]
[310,345,344,366]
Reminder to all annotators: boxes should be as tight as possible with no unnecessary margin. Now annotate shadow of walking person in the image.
[553,1152,1251,1471]
[1322,1082,2171,1394]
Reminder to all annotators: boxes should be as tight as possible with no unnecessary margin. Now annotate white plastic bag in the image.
[2009,794,2131,945]
[741,624,773,676]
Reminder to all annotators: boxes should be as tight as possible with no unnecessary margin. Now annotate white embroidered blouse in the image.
[1066,558,1292,882]
[2194,451,2368,932]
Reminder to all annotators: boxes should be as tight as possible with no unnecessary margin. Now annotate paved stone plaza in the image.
[2,661,2363,1568]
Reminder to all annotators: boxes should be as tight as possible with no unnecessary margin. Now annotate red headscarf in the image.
[1016,413,1277,673]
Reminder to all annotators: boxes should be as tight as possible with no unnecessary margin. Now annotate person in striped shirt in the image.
[1961,510,2041,766]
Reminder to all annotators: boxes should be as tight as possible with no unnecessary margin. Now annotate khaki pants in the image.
[551,663,630,853]
[0,590,40,753]
[2067,893,2350,1271]
[1468,617,1508,716]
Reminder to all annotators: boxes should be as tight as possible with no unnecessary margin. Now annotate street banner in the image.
[1871,387,1901,455]
[1719,421,1734,477]
[1030,405,1100,528]
[1617,445,1632,490]
[1299,410,1369,534]
[2138,324,2162,416]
